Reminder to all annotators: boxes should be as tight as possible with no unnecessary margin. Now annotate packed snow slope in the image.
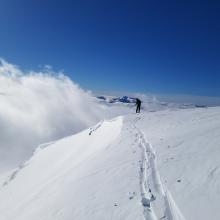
[0,107,220,220]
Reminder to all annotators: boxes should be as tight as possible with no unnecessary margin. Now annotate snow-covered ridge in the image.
[1,107,220,220]
[0,117,124,220]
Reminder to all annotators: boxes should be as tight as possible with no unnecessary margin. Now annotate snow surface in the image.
[1,107,220,220]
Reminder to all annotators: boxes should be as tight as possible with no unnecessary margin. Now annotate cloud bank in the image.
[0,59,106,172]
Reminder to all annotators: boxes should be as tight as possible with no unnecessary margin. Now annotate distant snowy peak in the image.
[96,95,207,110]
[97,95,136,104]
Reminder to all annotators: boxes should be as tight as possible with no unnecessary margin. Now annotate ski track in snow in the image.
[133,116,186,220]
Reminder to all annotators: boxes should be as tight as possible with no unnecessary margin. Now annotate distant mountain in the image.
[96,95,207,110]
[97,95,136,104]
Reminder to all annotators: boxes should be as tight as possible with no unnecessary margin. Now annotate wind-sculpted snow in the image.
[0,59,110,172]
[0,117,125,220]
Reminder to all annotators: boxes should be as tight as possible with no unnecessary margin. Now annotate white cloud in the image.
[0,59,106,172]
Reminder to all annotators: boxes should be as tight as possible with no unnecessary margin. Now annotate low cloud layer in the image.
[0,59,106,172]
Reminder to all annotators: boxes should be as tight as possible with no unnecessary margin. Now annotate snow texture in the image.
[1,107,220,219]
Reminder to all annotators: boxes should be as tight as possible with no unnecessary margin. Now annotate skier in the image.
[135,98,141,113]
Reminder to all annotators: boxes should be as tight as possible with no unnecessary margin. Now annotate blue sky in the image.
[0,0,220,96]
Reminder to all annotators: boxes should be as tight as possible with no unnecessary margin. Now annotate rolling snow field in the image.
[0,107,220,220]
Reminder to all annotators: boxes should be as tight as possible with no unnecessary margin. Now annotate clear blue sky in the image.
[0,0,220,96]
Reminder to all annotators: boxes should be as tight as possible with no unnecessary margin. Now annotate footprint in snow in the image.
[128,192,136,200]
[141,198,151,207]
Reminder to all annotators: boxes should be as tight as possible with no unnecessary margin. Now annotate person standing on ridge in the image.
[135,98,141,113]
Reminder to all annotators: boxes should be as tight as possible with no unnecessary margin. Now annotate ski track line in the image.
[133,117,186,220]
